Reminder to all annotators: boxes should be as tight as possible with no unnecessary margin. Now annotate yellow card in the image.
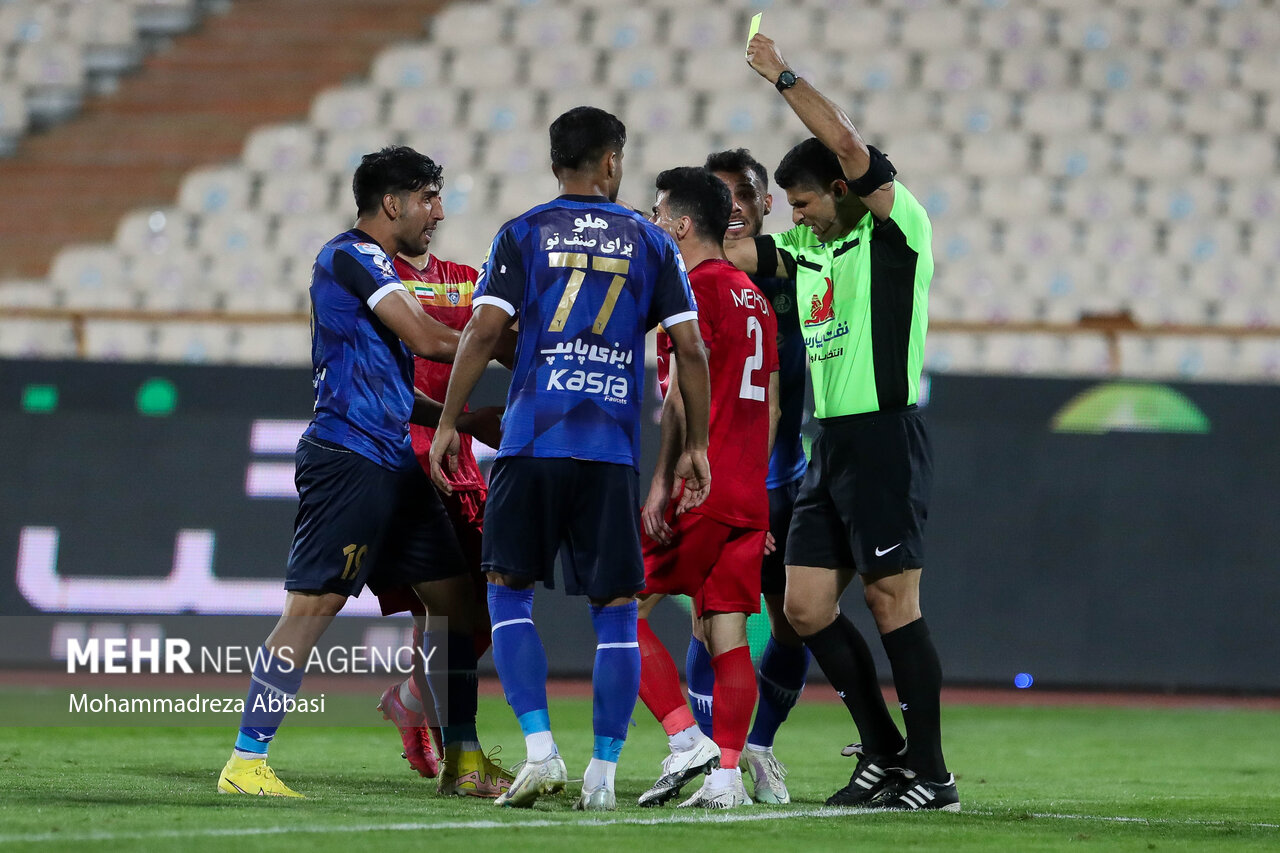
[746,12,762,55]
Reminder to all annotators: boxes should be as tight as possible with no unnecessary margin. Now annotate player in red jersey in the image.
[375,247,513,798]
[634,167,780,810]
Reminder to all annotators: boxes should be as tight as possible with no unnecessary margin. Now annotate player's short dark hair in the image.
[655,166,732,243]
[352,146,444,216]
[549,106,627,171]
[774,137,844,191]
[704,148,769,191]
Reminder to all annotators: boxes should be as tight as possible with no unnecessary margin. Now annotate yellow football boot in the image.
[217,754,304,798]
[437,745,515,798]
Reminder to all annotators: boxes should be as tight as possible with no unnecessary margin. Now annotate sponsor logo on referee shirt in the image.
[804,276,836,326]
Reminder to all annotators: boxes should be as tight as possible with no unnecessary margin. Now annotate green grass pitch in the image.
[0,690,1277,852]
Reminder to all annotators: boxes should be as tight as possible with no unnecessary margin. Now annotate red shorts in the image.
[377,488,487,616]
[642,512,765,617]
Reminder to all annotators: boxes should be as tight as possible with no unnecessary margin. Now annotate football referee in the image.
[724,32,959,812]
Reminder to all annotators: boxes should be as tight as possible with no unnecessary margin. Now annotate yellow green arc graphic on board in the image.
[1052,382,1210,435]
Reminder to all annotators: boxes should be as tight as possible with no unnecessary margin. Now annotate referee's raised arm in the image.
[746,33,896,222]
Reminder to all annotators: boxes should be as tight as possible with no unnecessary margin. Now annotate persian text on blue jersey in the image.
[474,196,698,469]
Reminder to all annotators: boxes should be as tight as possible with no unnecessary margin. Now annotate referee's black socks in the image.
[802,614,905,759]
[881,617,948,783]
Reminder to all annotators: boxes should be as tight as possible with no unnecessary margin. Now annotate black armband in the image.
[845,145,897,198]
[753,235,779,278]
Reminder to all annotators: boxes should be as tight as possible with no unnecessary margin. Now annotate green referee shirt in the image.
[760,182,933,418]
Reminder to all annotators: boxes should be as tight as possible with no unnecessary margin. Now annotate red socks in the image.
[710,645,756,768]
[638,618,696,735]
[639,619,757,763]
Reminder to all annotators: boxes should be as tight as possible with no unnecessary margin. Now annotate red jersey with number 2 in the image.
[657,258,778,529]
[396,254,487,492]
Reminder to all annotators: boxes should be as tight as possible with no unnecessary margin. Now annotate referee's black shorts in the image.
[784,405,932,576]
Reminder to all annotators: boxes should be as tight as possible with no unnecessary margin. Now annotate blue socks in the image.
[747,637,811,749]
[684,636,715,737]
[488,583,549,733]
[488,585,640,768]
[233,646,304,757]
[589,600,640,761]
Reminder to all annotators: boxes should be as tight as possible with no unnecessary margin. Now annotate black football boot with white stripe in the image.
[874,773,961,812]
[824,743,909,807]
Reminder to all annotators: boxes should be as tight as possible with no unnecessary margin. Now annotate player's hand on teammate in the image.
[672,449,711,516]
[746,33,789,85]
[456,405,504,450]
[428,426,461,495]
[642,474,675,544]
[763,530,777,556]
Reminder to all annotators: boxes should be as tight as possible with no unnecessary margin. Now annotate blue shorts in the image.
[285,437,466,597]
[482,456,643,600]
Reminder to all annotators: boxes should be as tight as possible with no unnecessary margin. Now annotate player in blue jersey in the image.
[217,146,505,798]
[429,107,713,812]
[670,149,813,805]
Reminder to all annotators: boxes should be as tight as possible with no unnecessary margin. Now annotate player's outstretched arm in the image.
[373,290,463,362]
[726,229,793,283]
[666,319,711,514]
[724,233,760,275]
[457,406,504,450]
[429,303,508,493]
[411,391,503,448]
[410,389,444,426]
[746,33,895,221]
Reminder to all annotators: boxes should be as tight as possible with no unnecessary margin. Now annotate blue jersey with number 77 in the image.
[473,194,698,469]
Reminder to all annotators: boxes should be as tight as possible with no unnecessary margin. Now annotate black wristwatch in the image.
[775,70,798,92]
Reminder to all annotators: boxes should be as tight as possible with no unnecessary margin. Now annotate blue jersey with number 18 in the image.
[474,194,698,469]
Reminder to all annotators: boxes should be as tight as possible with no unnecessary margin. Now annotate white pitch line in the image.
[0,807,1275,845]
[1024,811,1278,829]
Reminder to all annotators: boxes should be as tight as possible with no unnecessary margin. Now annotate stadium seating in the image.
[1100,91,1175,136]
[623,89,699,135]
[177,165,255,217]
[0,0,1274,379]
[47,245,130,309]
[82,319,157,361]
[0,82,30,156]
[973,7,1050,51]
[998,48,1072,91]
[369,43,448,92]
[0,317,78,358]
[228,321,312,366]
[937,91,1013,135]
[241,124,321,174]
[0,0,206,136]
[0,278,56,309]
[591,7,660,51]
[153,321,236,363]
